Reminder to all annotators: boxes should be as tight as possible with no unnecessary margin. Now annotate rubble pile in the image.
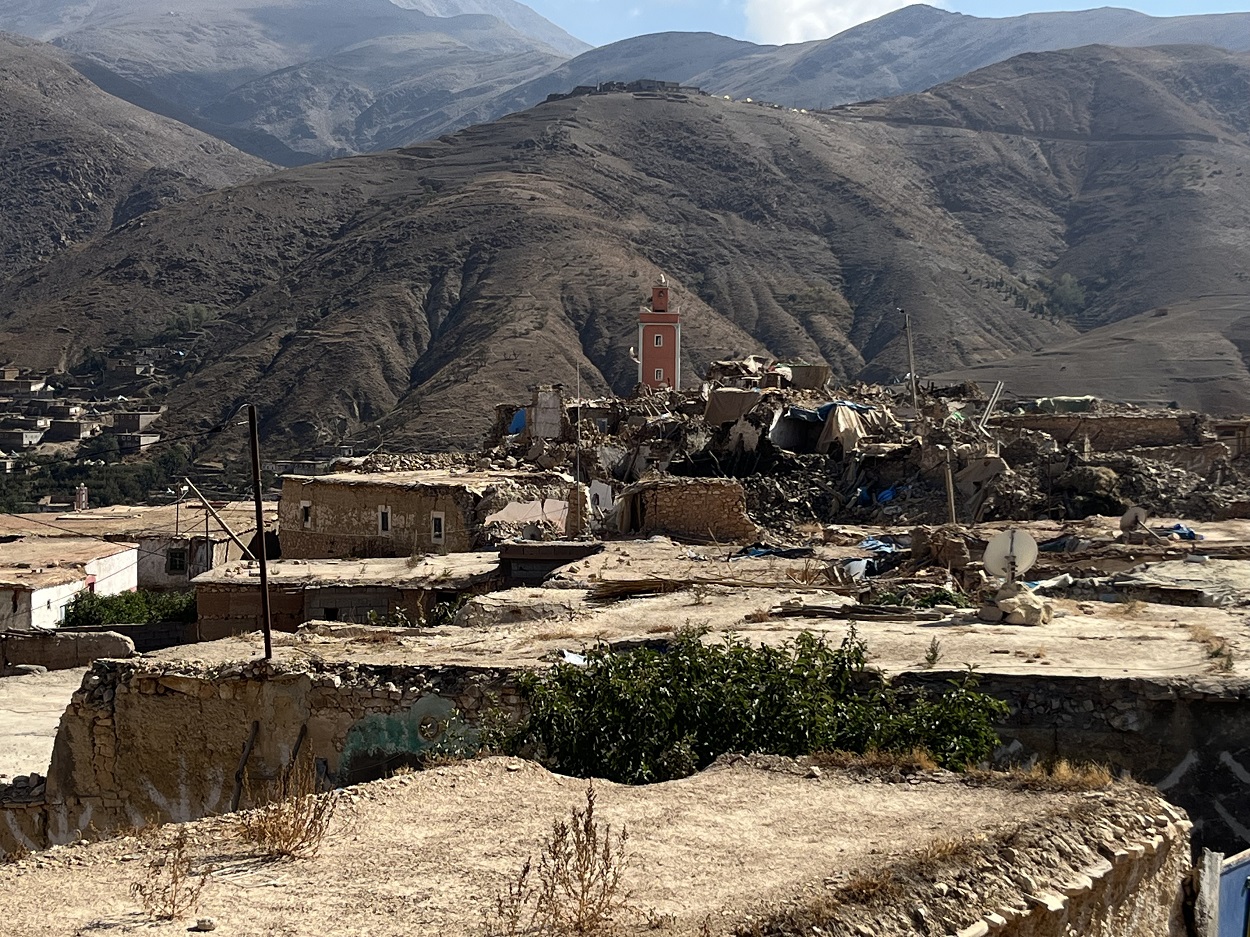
[365,373,1248,540]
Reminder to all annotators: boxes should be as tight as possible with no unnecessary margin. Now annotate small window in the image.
[653,333,663,347]
[323,607,340,621]
[654,368,664,382]
[300,502,312,529]
[431,511,445,545]
[167,548,187,574]
[379,505,391,535]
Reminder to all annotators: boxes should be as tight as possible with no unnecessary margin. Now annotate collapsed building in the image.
[479,375,1250,539]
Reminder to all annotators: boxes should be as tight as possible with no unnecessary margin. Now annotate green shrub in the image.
[62,589,196,628]
[509,629,1006,783]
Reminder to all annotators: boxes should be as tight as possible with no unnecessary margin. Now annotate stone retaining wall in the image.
[0,652,521,855]
[904,670,1250,858]
[0,630,134,672]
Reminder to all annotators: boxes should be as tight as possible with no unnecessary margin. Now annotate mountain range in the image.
[2,41,1248,456]
[2,2,1249,163]
[0,32,270,283]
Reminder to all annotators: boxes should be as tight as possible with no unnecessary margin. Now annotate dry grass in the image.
[233,753,340,859]
[743,608,775,623]
[983,758,1115,792]
[1188,624,1235,672]
[812,748,940,773]
[129,828,210,920]
[2,841,30,864]
[485,782,630,936]
[1108,599,1148,618]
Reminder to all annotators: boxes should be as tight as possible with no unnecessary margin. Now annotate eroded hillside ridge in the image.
[1,45,1248,456]
[0,33,272,280]
[0,0,584,162]
[2,3,1250,161]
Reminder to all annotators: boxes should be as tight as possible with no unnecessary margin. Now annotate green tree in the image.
[505,629,1007,783]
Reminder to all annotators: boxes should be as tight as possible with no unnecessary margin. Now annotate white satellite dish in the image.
[1119,505,1150,533]
[983,528,1039,582]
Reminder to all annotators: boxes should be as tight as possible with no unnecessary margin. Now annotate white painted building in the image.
[0,538,138,631]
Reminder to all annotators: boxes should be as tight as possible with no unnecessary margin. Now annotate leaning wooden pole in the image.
[248,404,273,660]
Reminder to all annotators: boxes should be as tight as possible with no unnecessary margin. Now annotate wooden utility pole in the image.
[184,477,255,560]
[248,404,273,660]
[900,307,919,411]
[944,450,958,526]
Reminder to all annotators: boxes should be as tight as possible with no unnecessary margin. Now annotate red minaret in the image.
[637,275,681,390]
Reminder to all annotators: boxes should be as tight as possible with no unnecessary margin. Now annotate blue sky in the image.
[528,1,1250,47]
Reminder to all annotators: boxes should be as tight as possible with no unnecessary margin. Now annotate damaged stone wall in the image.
[903,671,1250,859]
[992,413,1204,450]
[772,774,1190,937]
[618,478,759,543]
[0,652,521,854]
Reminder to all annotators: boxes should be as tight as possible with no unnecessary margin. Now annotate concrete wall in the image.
[86,549,139,599]
[28,580,89,631]
[0,630,134,672]
[0,655,521,854]
[137,536,229,592]
[2,549,142,632]
[993,413,1204,450]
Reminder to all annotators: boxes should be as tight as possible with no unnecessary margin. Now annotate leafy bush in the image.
[510,629,1007,783]
[62,589,196,627]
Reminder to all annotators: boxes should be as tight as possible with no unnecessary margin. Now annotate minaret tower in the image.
[637,274,681,390]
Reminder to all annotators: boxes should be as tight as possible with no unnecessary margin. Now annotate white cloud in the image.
[744,0,920,45]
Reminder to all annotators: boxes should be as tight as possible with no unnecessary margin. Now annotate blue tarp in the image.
[1166,523,1203,541]
[508,409,527,434]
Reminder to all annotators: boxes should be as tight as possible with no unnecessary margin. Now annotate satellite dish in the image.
[1119,505,1150,533]
[984,528,1038,582]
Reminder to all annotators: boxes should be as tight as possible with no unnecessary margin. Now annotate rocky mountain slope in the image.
[1,45,1248,455]
[4,3,1249,163]
[0,32,272,283]
[488,6,1250,132]
[0,0,585,162]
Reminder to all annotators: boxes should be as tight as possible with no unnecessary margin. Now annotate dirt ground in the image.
[0,667,83,781]
[0,757,1082,936]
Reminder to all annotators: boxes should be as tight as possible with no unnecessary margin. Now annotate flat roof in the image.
[0,537,136,589]
[0,756,1161,936]
[0,501,272,541]
[282,469,574,491]
[193,552,502,589]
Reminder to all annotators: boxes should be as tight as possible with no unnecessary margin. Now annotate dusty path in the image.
[0,668,83,780]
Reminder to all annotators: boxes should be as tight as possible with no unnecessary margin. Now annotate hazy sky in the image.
[527,1,1250,47]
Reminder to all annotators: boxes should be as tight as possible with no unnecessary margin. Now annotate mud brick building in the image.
[278,469,585,559]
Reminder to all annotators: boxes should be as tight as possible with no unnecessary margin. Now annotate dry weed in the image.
[234,753,339,859]
[813,748,939,773]
[743,608,775,623]
[988,758,1115,792]
[129,828,210,920]
[2,841,30,864]
[1189,624,1235,672]
[1109,599,1147,618]
[485,782,630,936]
